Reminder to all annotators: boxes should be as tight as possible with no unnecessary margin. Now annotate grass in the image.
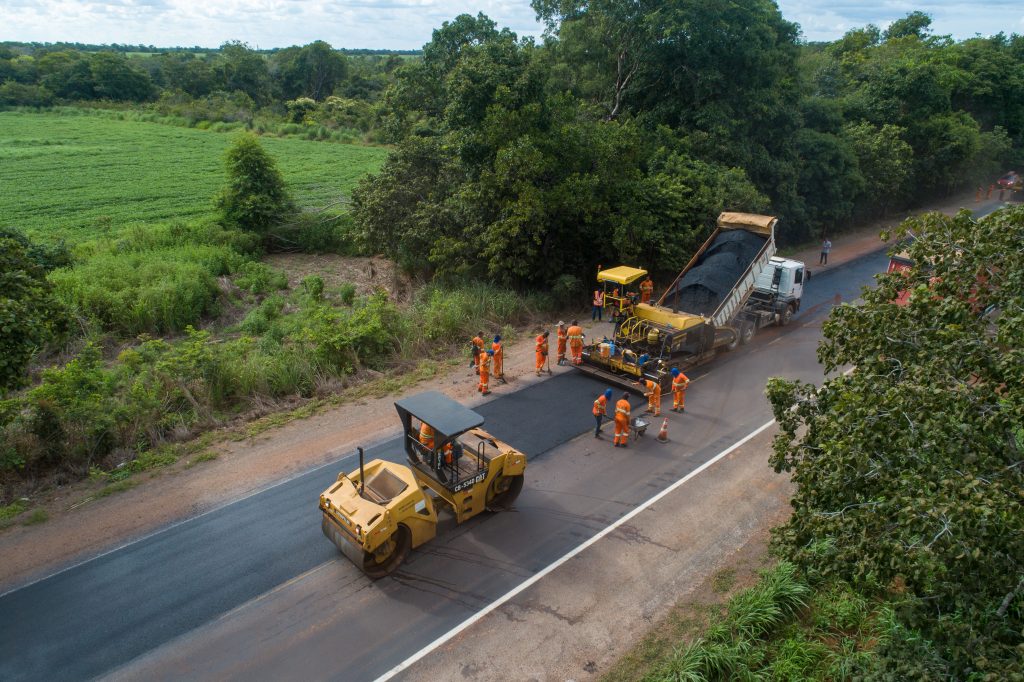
[0,110,389,240]
[23,509,48,525]
[183,451,218,469]
[604,562,892,682]
[0,501,26,522]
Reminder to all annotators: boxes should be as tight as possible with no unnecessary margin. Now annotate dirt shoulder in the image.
[0,191,993,593]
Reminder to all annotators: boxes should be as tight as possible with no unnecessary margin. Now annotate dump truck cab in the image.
[319,391,526,578]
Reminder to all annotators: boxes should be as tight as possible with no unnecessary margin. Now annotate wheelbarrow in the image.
[631,416,650,441]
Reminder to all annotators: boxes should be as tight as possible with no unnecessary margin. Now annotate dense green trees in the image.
[351,7,1023,290]
[767,207,1024,676]
[354,11,773,288]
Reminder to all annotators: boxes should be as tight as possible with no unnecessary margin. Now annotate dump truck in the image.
[318,391,526,578]
[578,212,807,390]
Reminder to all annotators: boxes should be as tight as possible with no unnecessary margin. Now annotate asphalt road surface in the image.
[1,249,891,681]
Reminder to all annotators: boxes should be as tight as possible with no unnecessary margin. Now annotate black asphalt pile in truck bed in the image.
[667,230,767,316]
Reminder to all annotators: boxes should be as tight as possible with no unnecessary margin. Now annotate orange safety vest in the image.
[557,327,567,349]
[479,352,491,374]
[567,325,583,342]
[419,423,435,450]
[492,341,502,363]
[536,334,548,355]
[615,399,631,418]
[593,394,607,416]
[645,379,659,396]
[593,291,604,307]
[672,373,690,391]
[640,279,653,300]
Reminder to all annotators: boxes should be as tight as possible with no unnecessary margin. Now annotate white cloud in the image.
[0,0,1018,49]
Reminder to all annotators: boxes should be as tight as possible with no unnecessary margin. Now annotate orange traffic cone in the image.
[657,418,669,443]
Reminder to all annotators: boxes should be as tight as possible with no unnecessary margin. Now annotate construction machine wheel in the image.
[486,474,524,511]
[723,328,740,352]
[779,304,793,327]
[341,523,412,579]
[739,320,755,345]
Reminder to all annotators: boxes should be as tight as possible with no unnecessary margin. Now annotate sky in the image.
[1,0,1022,50]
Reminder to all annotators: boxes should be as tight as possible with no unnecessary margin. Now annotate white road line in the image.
[373,418,778,682]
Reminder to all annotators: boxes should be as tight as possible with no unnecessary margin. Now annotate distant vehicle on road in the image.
[997,171,1021,190]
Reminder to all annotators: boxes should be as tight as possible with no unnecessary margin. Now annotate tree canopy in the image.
[216,133,294,236]
[767,206,1024,676]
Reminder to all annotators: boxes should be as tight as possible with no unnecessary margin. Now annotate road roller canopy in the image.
[395,391,485,445]
[597,266,648,286]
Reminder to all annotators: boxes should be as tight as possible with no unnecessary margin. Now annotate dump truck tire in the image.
[341,523,412,579]
[723,328,740,352]
[739,320,755,345]
[779,304,793,327]
[486,474,524,511]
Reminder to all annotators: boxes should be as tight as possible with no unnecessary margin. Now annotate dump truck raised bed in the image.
[578,212,806,390]
[319,391,526,578]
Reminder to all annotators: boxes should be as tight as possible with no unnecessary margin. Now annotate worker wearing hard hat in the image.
[593,388,612,438]
[640,276,654,304]
[637,377,661,417]
[613,392,631,448]
[471,331,484,374]
[535,331,549,376]
[492,335,504,381]
[556,322,568,365]
[479,349,493,395]
[567,319,585,366]
[671,367,690,412]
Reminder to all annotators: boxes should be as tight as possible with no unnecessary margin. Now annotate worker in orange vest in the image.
[593,388,612,438]
[556,321,568,365]
[638,377,661,417]
[471,331,484,374]
[567,319,585,365]
[419,421,435,451]
[613,392,631,447]
[478,349,493,395]
[592,290,604,321]
[640,276,654,304]
[671,367,690,412]
[535,331,549,376]
[491,335,504,381]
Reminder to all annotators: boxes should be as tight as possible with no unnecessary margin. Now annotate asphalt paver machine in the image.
[319,391,527,578]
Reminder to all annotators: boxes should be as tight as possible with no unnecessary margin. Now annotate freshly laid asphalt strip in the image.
[0,373,643,682]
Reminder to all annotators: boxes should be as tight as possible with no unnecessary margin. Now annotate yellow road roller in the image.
[319,391,527,578]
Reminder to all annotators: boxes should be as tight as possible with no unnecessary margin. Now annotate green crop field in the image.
[0,110,389,240]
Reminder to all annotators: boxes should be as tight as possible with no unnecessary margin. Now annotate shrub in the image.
[0,230,70,393]
[26,344,119,471]
[301,275,324,301]
[410,283,553,345]
[337,283,357,306]
[215,132,295,236]
[239,295,286,336]
[50,246,230,336]
[268,212,357,254]
[233,261,288,294]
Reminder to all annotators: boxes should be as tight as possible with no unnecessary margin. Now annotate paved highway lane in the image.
[0,249,890,682]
